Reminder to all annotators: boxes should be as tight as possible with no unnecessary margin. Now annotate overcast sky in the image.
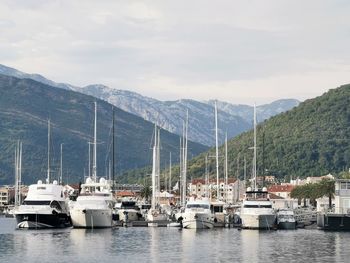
[1,0,350,104]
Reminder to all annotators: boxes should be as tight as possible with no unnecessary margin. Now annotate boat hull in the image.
[240,214,276,229]
[278,221,296,230]
[182,213,214,229]
[15,213,71,229]
[118,210,141,222]
[71,209,113,228]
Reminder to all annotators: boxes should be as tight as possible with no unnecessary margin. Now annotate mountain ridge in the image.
[0,64,300,146]
[0,74,208,185]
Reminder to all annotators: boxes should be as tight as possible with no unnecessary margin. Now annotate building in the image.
[0,186,13,207]
[189,178,243,204]
[264,176,275,183]
[334,179,350,214]
[290,173,335,186]
[268,184,295,199]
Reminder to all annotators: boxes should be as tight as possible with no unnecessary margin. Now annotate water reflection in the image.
[1,218,350,263]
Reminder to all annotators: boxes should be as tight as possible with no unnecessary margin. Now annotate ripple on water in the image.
[1,218,350,263]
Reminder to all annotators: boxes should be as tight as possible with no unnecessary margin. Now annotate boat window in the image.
[244,204,272,208]
[23,200,51,205]
[187,204,209,209]
[211,205,223,213]
[50,200,62,210]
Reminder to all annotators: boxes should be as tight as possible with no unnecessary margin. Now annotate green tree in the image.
[317,178,335,208]
[140,185,152,202]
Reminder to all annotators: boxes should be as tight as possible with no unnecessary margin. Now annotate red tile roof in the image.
[116,191,135,197]
[268,184,294,193]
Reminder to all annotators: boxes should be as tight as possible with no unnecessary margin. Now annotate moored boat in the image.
[240,187,276,229]
[14,180,71,229]
[277,209,296,229]
[181,198,214,229]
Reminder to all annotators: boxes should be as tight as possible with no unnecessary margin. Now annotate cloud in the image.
[1,0,350,104]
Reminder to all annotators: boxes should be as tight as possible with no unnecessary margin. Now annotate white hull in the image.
[182,212,214,229]
[240,213,276,229]
[71,208,113,228]
[118,209,140,222]
[146,210,168,226]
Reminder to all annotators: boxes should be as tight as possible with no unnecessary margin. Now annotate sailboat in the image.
[145,125,168,226]
[70,102,114,228]
[239,104,276,229]
[14,120,71,228]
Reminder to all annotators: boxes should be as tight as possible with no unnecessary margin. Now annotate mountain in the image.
[207,99,300,123]
[0,64,75,91]
[77,85,299,146]
[186,84,350,181]
[0,74,208,185]
[0,64,299,146]
[78,85,251,147]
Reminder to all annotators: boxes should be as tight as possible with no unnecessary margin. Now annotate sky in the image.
[1,0,350,104]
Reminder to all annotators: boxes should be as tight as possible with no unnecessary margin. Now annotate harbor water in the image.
[1,217,350,263]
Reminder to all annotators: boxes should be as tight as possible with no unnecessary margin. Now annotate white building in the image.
[334,179,350,214]
[188,178,243,204]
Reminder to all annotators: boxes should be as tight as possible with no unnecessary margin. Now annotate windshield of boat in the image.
[186,204,209,209]
[243,204,272,208]
[23,200,51,205]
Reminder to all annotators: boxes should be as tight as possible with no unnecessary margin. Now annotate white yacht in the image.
[70,102,114,228]
[277,209,296,229]
[14,120,71,229]
[70,177,114,228]
[115,200,142,222]
[239,104,276,230]
[240,187,276,229]
[14,180,71,228]
[181,198,214,229]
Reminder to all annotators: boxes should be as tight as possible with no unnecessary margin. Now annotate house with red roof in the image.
[268,184,295,199]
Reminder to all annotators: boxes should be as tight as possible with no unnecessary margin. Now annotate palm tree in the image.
[140,185,152,202]
[317,178,335,209]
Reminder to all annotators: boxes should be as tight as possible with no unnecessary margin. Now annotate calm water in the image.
[0,217,349,263]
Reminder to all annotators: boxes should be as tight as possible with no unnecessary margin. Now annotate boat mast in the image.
[47,119,51,184]
[215,101,219,200]
[157,128,160,205]
[18,141,22,205]
[60,143,63,185]
[179,137,182,205]
[169,152,172,193]
[244,155,247,185]
[253,103,257,190]
[92,102,97,182]
[15,141,19,207]
[205,154,209,199]
[182,110,188,207]
[151,124,157,210]
[112,106,115,190]
[225,132,228,203]
[88,142,91,178]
